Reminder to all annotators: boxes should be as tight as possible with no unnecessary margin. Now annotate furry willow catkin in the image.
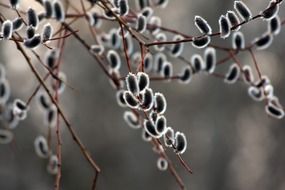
[224,63,240,84]
[226,11,241,31]
[12,99,28,120]
[191,54,205,73]
[24,34,42,49]
[204,47,216,74]
[27,8,39,29]
[192,36,210,49]
[268,16,281,35]
[219,15,231,39]
[42,23,53,42]
[0,129,13,144]
[179,66,192,83]
[1,20,13,39]
[136,14,147,33]
[174,132,187,154]
[53,0,65,22]
[9,0,19,8]
[234,1,252,21]
[12,17,23,31]
[232,31,245,50]
[194,16,212,35]
[154,92,167,114]
[254,33,273,50]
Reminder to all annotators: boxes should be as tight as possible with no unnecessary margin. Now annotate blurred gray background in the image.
[1,0,285,189]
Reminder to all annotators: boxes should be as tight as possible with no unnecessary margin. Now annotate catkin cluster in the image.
[0,0,284,189]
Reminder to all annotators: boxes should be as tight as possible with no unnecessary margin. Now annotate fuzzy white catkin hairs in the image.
[268,16,281,35]
[224,63,240,84]
[141,53,153,72]
[44,104,57,128]
[242,65,254,84]
[234,1,252,21]
[154,53,167,73]
[219,15,231,39]
[136,14,147,33]
[4,104,20,129]
[174,132,187,154]
[149,16,161,34]
[123,111,140,129]
[44,49,58,69]
[192,36,210,49]
[253,33,273,50]
[232,31,245,50]
[107,50,121,71]
[13,99,28,120]
[157,157,168,171]
[204,47,216,74]
[44,0,53,18]
[87,12,102,28]
[126,73,139,95]
[170,35,184,57]
[90,44,104,55]
[0,129,14,144]
[51,72,66,94]
[191,54,205,73]
[116,90,127,107]
[109,28,121,49]
[149,111,158,124]
[140,88,154,111]
[164,127,175,147]
[179,66,192,84]
[24,34,42,49]
[264,84,274,99]
[124,91,139,108]
[53,0,65,22]
[265,101,284,119]
[154,92,167,114]
[26,26,35,39]
[161,62,173,79]
[248,86,264,101]
[137,72,150,92]
[142,129,152,142]
[27,7,39,29]
[12,17,23,31]
[42,23,53,42]
[226,11,241,31]
[154,33,167,51]
[119,0,129,16]
[34,136,49,158]
[155,115,167,135]
[194,16,212,35]
[47,155,59,175]
[141,7,153,20]
[144,119,159,138]
[37,91,51,110]
[1,20,13,39]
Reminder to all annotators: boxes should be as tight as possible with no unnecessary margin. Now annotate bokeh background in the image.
[1,0,285,189]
